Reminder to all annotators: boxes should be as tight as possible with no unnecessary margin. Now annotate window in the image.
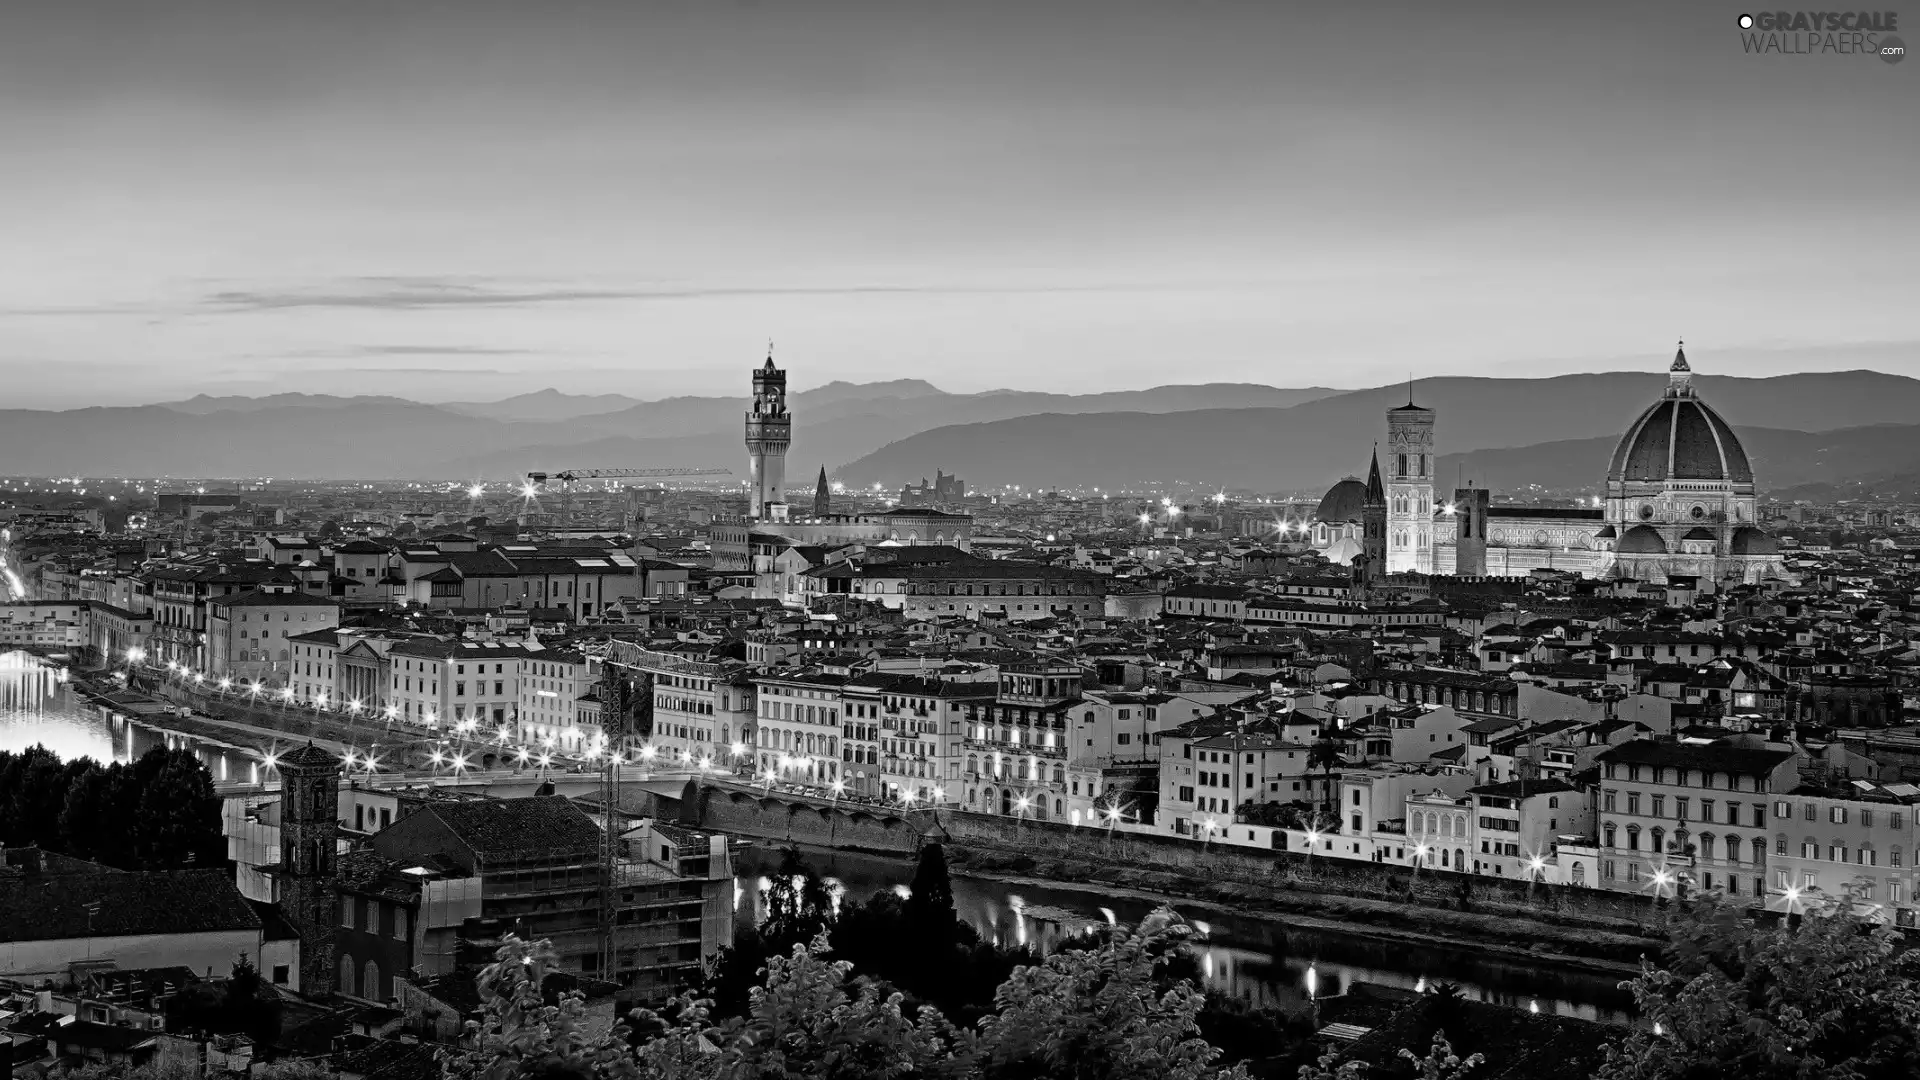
[1831,806,1848,825]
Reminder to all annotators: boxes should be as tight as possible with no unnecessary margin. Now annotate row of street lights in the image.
[131,647,758,781]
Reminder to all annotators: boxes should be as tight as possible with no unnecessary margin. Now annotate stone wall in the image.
[693,785,925,855]
[688,782,1663,930]
[932,806,1661,929]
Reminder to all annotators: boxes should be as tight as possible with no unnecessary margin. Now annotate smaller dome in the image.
[1682,527,1716,541]
[1618,525,1668,554]
[1315,478,1369,523]
[1730,527,1779,556]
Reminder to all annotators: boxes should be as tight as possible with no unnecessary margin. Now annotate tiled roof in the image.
[0,870,261,943]
[279,742,342,768]
[215,589,342,608]
[1596,739,1797,776]
[425,797,602,858]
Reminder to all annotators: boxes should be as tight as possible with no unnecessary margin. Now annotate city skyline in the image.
[4,0,1917,408]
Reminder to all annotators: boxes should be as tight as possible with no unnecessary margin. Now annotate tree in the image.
[905,843,959,950]
[458,933,969,1080]
[3,745,70,847]
[1594,892,1920,1080]
[974,909,1252,1080]
[1307,737,1343,810]
[132,748,224,868]
[758,847,837,954]
[59,762,129,865]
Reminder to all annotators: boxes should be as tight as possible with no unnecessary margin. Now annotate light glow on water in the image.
[1,650,250,775]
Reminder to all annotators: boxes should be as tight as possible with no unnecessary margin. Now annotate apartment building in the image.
[751,670,848,787]
[959,662,1082,821]
[1465,777,1590,879]
[615,647,755,768]
[205,586,343,688]
[518,648,596,753]
[1594,739,1802,900]
[385,639,542,734]
[851,673,993,805]
[1155,717,1323,838]
[363,797,732,1001]
[1768,779,1920,925]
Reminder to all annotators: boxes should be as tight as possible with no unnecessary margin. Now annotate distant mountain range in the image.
[833,370,1920,494]
[1433,423,1920,497]
[3,380,1339,480]
[15,370,1919,495]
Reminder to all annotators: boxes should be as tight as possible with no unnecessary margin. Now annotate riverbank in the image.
[94,673,446,765]
[735,841,1639,1024]
[941,845,1654,974]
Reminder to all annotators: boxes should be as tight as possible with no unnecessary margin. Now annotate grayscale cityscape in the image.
[2,3,1917,1079]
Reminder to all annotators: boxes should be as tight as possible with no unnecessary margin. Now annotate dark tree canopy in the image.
[0,745,225,870]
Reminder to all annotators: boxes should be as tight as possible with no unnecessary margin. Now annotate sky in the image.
[1,0,1916,408]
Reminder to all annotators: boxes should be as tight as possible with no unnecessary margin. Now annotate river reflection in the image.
[0,650,260,780]
[734,845,1636,1025]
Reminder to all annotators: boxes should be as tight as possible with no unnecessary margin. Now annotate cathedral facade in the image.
[1311,346,1787,586]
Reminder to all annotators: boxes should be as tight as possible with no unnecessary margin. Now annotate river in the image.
[0,649,266,782]
[733,845,1636,1024]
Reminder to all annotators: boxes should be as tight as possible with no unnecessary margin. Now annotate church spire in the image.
[1364,444,1385,504]
[813,466,832,517]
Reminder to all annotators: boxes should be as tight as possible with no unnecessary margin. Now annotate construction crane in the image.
[522,467,733,532]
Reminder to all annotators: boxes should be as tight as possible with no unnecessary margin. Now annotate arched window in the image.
[1547,796,1559,809]
[1603,824,1617,849]
[1752,837,1768,865]
[1698,833,1715,860]
[365,959,383,1001]
[339,955,358,998]
[1626,825,1641,851]
[1650,827,1665,854]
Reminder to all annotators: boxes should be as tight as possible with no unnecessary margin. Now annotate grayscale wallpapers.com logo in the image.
[1737,11,1905,61]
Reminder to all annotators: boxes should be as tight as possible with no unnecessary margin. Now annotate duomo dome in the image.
[1599,343,1786,585]
[1606,387,1753,485]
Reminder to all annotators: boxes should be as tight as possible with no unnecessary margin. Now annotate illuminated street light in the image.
[467,484,485,498]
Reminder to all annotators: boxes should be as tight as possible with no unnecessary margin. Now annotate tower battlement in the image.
[745,350,791,519]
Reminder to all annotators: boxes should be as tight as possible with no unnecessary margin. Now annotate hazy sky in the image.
[2,0,1915,408]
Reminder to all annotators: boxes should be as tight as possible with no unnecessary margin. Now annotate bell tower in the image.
[744,347,791,520]
[275,742,340,993]
[1385,386,1436,574]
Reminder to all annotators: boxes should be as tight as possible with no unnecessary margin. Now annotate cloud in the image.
[200,275,1214,312]
[355,345,533,356]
